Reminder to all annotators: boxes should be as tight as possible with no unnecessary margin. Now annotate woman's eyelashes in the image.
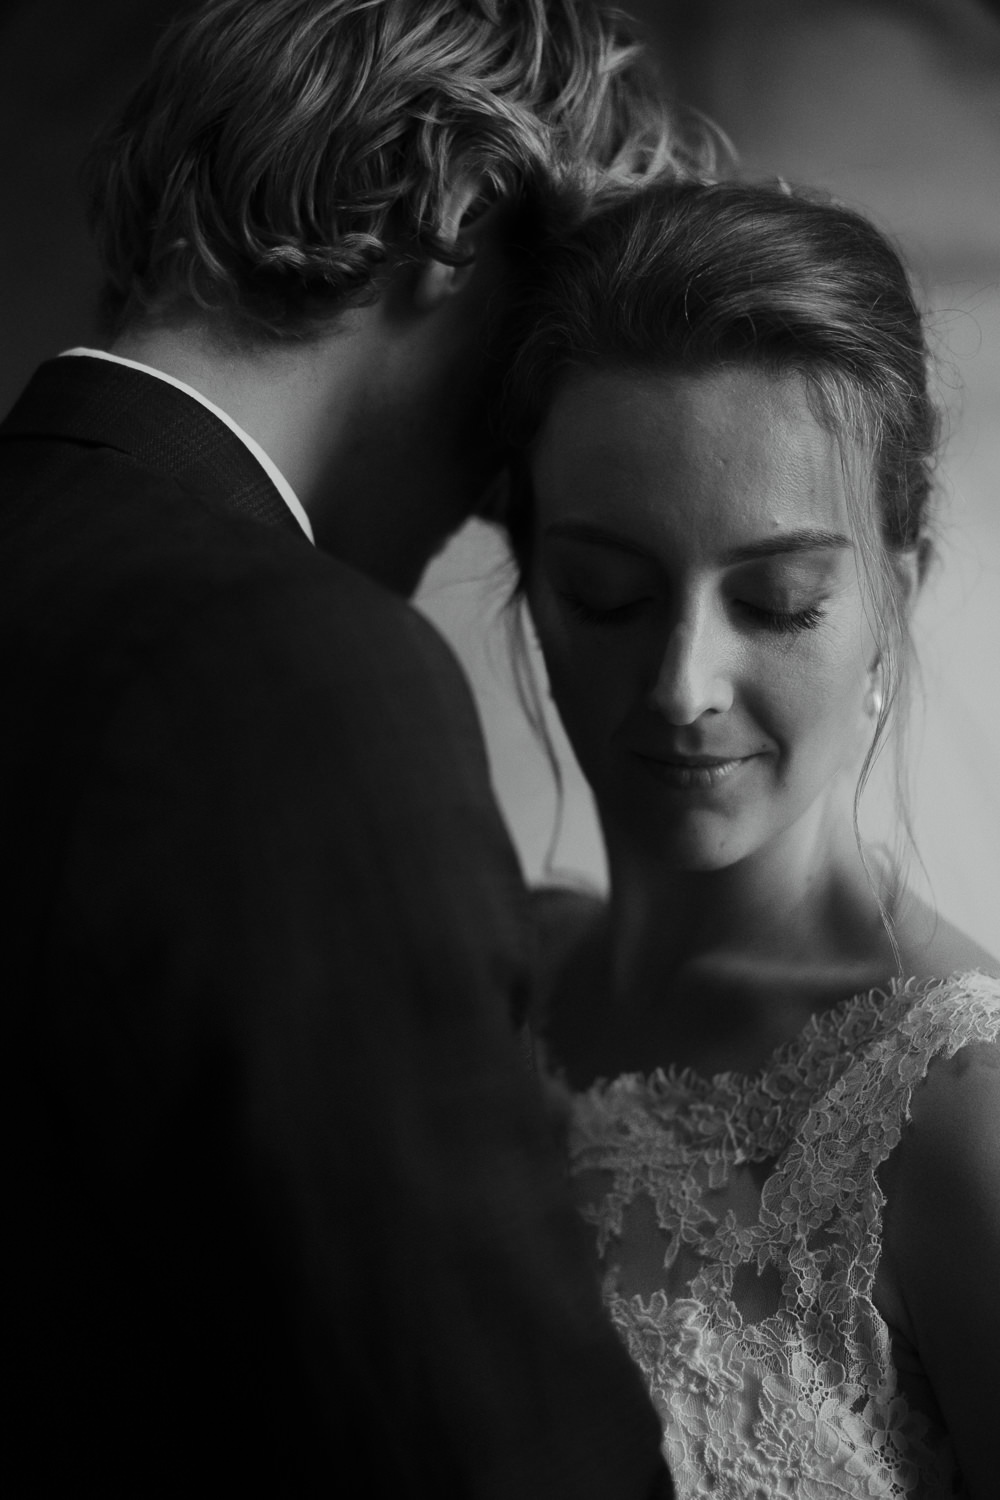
[559,591,651,625]
[739,600,828,634]
[557,588,829,634]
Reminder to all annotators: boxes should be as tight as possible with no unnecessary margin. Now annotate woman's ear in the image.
[411,179,492,312]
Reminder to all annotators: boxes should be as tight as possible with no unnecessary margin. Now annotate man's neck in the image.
[111,318,359,513]
[110,312,447,595]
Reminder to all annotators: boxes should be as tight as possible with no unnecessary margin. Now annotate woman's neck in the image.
[573,806,900,1080]
[606,796,889,974]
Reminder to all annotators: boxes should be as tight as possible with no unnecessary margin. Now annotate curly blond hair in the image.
[85,0,709,340]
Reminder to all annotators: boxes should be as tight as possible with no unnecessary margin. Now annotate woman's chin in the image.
[605,804,759,875]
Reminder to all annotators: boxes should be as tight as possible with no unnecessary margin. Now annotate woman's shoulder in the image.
[890,968,1000,1084]
[875,965,1000,1499]
[893,895,1000,986]
[861,934,1000,1204]
[866,894,1000,1072]
[784,913,1000,1152]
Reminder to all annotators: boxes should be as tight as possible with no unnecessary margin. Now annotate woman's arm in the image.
[885,1038,1000,1499]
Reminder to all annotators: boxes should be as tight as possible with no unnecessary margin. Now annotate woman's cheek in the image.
[761,634,870,767]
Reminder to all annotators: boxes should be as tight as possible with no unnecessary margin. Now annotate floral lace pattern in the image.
[564,973,1000,1499]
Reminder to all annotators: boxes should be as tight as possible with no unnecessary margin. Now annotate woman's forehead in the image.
[530,365,858,551]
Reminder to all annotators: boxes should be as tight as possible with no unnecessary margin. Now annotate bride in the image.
[498,178,1000,1497]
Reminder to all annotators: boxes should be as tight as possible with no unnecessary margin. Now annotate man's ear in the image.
[411,179,490,312]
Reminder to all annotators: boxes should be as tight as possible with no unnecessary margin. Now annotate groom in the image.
[2,2,687,1493]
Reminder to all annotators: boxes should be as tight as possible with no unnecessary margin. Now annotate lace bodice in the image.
[558,972,1000,1499]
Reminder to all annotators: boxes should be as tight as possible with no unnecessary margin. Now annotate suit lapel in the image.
[0,356,305,539]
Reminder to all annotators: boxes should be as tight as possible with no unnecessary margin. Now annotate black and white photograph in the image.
[4,3,999,1495]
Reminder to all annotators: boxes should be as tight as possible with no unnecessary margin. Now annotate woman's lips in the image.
[630,751,759,790]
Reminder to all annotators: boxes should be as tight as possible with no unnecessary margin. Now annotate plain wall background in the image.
[2,0,998,954]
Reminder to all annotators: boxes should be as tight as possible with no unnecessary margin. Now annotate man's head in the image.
[86,0,701,345]
[84,0,710,591]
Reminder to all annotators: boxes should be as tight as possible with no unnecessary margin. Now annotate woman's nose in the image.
[646,614,735,725]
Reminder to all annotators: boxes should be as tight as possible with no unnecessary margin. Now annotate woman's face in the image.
[526,365,881,873]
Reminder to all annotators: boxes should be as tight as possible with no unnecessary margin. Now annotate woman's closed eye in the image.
[558,592,828,633]
[728,556,842,636]
[558,590,653,626]
[738,599,828,634]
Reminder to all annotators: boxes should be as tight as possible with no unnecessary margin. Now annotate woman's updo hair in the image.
[502,178,937,573]
[497,177,941,889]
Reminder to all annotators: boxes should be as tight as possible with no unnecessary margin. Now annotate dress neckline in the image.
[566,968,990,1103]
[561,968,997,1165]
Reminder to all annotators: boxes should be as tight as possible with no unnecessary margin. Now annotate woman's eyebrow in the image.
[542,521,655,558]
[722,530,853,563]
[542,522,853,562]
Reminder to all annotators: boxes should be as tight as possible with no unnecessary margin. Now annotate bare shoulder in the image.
[879,900,1000,1260]
[879,962,1000,1498]
[880,963,1000,1238]
[892,893,1000,983]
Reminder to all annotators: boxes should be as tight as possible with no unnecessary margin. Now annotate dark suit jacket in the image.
[1,357,671,1498]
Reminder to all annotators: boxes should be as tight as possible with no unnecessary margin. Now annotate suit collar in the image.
[0,355,306,540]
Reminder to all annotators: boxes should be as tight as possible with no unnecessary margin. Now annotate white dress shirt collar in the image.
[59,347,315,544]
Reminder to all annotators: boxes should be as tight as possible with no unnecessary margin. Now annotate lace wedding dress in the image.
[555,972,1000,1499]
